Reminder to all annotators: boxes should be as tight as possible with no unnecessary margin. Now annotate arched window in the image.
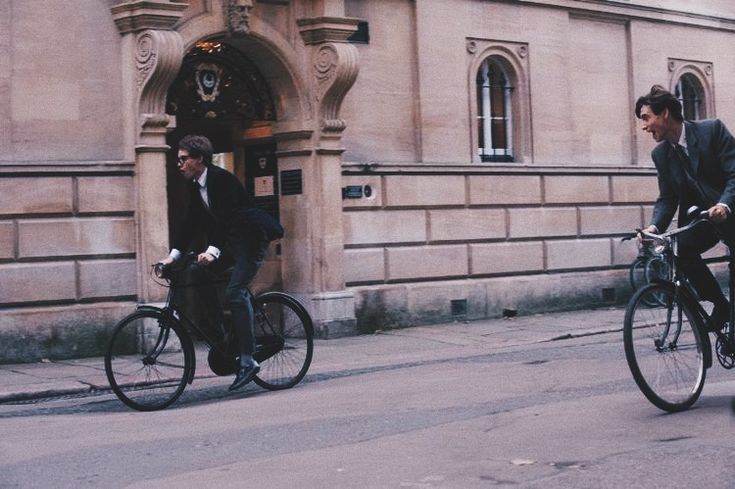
[675,73,705,120]
[476,58,513,162]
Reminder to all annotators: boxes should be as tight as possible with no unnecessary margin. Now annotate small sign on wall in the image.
[253,175,275,197]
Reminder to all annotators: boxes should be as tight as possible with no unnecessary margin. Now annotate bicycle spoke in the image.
[253,293,313,390]
[105,311,192,411]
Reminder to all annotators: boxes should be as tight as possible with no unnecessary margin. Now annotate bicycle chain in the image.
[715,334,735,369]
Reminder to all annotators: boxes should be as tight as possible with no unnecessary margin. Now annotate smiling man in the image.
[635,84,735,331]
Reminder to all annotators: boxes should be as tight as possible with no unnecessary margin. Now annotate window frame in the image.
[467,39,532,164]
[667,58,714,121]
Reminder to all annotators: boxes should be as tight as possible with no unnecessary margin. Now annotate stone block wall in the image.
[0,171,136,361]
[343,170,663,329]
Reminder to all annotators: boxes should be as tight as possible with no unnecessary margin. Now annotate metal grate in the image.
[280,169,303,196]
[451,299,467,316]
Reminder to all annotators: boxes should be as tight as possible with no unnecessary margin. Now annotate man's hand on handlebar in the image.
[197,252,216,266]
[637,225,658,242]
[154,256,175,279]
[708,204,730,224]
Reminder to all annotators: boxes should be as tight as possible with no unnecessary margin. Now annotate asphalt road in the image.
[2,330,735,488]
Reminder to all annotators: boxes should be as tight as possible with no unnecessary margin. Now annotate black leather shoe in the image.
[708,304,730,332]
[229,358,260,391]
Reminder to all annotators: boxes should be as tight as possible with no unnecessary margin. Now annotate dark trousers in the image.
[183,238,269,357]
[224,238,269,356]
[676,220,734,306]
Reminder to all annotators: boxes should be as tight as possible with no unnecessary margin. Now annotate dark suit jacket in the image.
[173,165,258,255]
[651,119,735,232]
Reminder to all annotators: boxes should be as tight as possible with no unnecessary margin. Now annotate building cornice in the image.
[486,0,735,31]
[111,1,189,34]
[296,16,361,45]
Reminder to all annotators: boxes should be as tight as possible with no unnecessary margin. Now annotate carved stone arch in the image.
[668,58,715,119]
[466,39,532,163]
[175,13,312,132]
[224,33,312,130]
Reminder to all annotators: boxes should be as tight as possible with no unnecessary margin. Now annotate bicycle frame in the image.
[140,268,290,380]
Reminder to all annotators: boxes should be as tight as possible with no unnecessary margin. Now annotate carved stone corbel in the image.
[313,42,359,133]
[135,29,184,139]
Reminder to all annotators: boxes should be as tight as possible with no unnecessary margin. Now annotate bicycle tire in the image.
[623,283,707,412]
[252,292,314,390]
[629,256,648,291]
[105,310,194,411]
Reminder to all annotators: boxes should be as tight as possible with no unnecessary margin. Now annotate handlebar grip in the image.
[154,262,171,279]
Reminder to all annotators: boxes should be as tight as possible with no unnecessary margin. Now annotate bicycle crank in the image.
[715,335,735,369]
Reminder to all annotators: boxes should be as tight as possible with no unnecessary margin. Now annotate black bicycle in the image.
[623,209,735,412]
[104,254,314,411]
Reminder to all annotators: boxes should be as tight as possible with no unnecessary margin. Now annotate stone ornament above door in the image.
[225,0,253,37]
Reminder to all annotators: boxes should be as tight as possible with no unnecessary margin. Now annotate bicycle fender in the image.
[641,282,713,369]
[676,285,714,370]
[133,305,197,382]
[256,291,314,329]
[135,304,164,314]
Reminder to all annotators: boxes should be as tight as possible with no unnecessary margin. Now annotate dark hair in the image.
[635,84,683,122]
[178,135,213,166]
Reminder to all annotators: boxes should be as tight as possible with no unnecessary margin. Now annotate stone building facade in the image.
[2,0,735,361]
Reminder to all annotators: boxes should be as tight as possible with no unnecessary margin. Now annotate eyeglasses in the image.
[177,155,197,165]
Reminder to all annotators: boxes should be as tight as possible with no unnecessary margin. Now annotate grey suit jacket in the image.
[650,119,735,232]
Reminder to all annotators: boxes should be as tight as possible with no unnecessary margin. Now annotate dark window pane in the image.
[491,119,507,149]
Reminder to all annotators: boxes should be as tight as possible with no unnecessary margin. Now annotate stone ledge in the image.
[351,269,631,332]
[0,302,135,363]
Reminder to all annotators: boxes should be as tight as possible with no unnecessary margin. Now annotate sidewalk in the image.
[0,306,626,404]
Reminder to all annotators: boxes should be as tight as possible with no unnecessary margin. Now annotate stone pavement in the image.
[0,306,626,403]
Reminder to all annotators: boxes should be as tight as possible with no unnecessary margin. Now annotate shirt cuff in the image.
[168,249,182,261]
[204,246,221,259]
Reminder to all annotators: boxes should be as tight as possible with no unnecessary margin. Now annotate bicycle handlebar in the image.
[153,252,198,280]
[637,209,712,244]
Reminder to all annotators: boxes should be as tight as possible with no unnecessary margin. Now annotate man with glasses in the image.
[159,134,276,391]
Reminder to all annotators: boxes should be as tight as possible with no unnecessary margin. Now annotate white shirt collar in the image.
[196,167,208,188]
[677,123,687,150]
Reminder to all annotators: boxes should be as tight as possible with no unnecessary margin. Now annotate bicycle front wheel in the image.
[253,292,314,390]
[105,310,194,411]
[623,284,707,412]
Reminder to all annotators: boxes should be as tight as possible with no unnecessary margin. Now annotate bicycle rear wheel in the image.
[645,256,671,284]
[623,283,706,412]
[253,292,314,390]
[105,310,194,411]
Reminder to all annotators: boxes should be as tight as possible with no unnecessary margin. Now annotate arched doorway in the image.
[165,38,282,291]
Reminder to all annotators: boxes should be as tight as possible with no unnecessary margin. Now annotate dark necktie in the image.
[196,181,209,208]
[673,143,690,171]
[674,144,713,207]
